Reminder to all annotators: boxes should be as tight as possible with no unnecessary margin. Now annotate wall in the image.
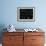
[0,0,46,43]
[0,0,46,29]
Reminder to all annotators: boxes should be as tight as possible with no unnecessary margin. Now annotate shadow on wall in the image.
[0,24,7,43]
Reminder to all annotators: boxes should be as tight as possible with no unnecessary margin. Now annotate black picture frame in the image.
[17,7,35,22]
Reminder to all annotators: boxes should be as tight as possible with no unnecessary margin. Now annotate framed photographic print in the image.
[17,7,35,22]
